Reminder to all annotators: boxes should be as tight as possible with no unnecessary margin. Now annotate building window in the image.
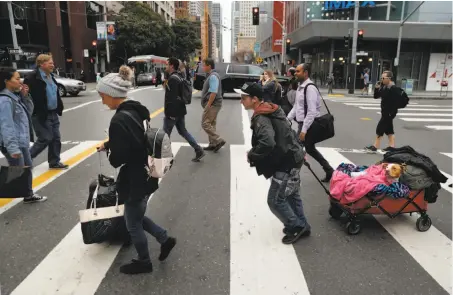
[86,1,103,30]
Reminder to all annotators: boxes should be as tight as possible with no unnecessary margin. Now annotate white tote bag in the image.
[79,184,124,223]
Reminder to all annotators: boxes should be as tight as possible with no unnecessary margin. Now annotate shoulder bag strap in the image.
[303,83,331,116]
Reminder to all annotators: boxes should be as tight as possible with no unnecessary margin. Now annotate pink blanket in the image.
[330,165,393,204]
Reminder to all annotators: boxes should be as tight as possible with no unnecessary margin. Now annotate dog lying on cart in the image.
[304,147,445,235]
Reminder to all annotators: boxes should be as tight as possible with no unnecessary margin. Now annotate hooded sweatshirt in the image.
[104,100,158,202]
[248,102,304,178]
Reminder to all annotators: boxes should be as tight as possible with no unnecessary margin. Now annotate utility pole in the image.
[7,1,20,69]
[395,1,424,67]
[348,1,360,94]
[280,1,286,75]
[104,1,110,72]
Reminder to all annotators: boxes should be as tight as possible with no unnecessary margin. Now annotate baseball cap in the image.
[234,82,263,98]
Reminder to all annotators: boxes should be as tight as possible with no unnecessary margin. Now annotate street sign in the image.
[256,57,263,64]
[356,51,368,56]
[83,49,89,58]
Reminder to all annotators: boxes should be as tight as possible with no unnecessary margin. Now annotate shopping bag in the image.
[79,183,124,244]
[0,166,32,198]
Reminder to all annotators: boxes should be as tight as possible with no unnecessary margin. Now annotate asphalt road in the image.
[0,86,451,295]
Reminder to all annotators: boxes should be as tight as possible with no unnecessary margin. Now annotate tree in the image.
[113,2,174,62]
[171,19,202,62]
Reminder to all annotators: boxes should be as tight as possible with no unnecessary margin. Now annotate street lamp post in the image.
[259,9,286,75]
[7,1,20,69]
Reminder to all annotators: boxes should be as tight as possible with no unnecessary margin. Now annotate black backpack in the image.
[173,73,192,105]
[396,87,409,109]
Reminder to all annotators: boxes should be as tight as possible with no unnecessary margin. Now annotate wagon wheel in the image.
[328,204,343,220]
[416,216,432,232]
[345,221,361,235]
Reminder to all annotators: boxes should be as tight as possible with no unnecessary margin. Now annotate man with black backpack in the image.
[164,57,205,162]
[235,82,311,245]
[365,70,408,152]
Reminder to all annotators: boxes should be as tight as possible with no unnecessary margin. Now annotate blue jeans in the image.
[267,168,309,230]
[2,146,33,197]
[30,112,62,165]
[124,197,168,262]
[163,116,201,151]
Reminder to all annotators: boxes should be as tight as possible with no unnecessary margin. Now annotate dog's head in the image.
[383,163,405,179]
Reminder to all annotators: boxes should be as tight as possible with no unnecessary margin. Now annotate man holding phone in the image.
[365,71,400,152]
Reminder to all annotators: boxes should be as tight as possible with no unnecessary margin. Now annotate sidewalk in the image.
[319,88,452,100]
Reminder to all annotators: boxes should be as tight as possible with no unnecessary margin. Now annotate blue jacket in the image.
[0,89,34,155]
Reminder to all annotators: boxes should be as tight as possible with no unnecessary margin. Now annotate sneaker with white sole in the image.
[23,194,47,204]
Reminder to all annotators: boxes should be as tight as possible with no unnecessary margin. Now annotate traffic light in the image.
[357,29,364,51]
[286,38,291,54]
[252,7,259,25]
[344,34,351,48]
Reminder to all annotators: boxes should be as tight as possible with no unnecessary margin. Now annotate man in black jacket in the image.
[24,54,68,169]
[365,71,400,152]
[164,57,205,162]
[97,66,176,275]
[235,82,311,245]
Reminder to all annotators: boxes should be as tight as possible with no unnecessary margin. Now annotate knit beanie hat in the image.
[96,66,132,98]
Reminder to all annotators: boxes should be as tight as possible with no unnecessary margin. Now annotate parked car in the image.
[193,63,290,96]
[17,69,86,97]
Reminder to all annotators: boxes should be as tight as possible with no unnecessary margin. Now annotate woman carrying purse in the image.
[0,67,46,203]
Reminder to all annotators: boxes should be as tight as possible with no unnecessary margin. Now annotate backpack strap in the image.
[303,83,331,118]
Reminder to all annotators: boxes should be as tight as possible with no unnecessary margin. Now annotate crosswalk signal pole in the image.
[7,1,20,69]
[348,1,360,94]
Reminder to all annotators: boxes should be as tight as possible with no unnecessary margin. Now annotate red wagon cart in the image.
[303,161,432,235]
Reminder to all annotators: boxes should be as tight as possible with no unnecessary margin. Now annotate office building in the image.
[175,1,190,19]
[231,1,257,55]
[212,3,222,61]
[148,1,175,25]
[283,1,452,90]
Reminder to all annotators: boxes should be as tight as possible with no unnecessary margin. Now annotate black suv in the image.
[193,63,290,95]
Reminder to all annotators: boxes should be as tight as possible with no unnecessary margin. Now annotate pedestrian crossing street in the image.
[0,134,451,295]
[329,99,453,131]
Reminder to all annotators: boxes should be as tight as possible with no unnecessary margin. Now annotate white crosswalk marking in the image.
[426,125,453,130]
[346,103,430,107]
[400,118,453,122]
[393,113,452,117]
[317,147,452,295]
[360,107,452,111]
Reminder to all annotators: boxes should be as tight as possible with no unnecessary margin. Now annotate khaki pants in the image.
[202,105,223,146]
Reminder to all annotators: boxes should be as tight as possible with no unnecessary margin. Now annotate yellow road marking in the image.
[0,107,164,208]
[360,117,372,121]
[327,94,345,97]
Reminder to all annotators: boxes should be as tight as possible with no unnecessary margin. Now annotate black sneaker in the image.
[213,140,226,153]
[49,162,69,169]
[203,146,215,151]
[23,194,47,204]
[120,259,153,275]
[364,145,378,153]
[192,150,206,162]
[159,237,176,261]
[282,226,311,245]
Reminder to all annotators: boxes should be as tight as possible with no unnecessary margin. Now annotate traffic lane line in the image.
[0,107,164,213]
[318,147,452,295]
[10,144,182,295]
[360,107,452,111]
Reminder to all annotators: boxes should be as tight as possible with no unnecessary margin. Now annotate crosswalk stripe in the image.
[0,141,100,215]
[317,147,452,295]
[10,143,182,295]
[346,103,432,107]
[400,118,453,122]
[377,112,453,117]
[441,153,453,159]
[230,145,310,295]
[360,107,452,111]
[426,125,453,130]
[440,170,452,194]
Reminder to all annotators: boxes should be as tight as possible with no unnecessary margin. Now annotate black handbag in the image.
[0,166,32,198]
[303,83,335,144]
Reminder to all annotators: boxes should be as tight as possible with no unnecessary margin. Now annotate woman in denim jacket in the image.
[0,67,46,203]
